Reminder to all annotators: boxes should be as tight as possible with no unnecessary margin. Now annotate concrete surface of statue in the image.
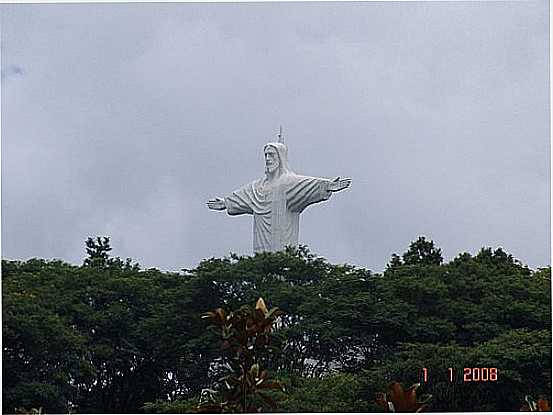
[207,129,352,253]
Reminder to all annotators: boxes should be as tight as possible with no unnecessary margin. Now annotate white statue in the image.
[207,129,351,253]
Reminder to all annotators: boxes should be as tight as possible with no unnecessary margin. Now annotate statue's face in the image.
[264,147,280,173]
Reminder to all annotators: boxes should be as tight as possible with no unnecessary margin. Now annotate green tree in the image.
[3,238,550,412]
[401,236,443,266]
[83,236,113,269]
[279,373,366,412]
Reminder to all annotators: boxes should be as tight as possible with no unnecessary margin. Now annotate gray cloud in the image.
[1,64,23,81]
[1,2,549,272]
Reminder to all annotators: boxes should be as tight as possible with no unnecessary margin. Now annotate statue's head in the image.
[264,145,280,174]
[264,142,293,176]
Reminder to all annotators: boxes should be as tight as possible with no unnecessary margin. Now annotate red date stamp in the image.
[463,367,498,382]
[420,367,499,383]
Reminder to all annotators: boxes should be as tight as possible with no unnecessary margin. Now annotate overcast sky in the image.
[1,2,550,273]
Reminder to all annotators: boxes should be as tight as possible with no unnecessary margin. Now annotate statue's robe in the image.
[224,174,332,252]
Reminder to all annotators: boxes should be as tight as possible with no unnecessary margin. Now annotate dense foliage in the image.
[3,237,551,412]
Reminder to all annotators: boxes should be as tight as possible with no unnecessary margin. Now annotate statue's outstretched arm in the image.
[208,185,255,215]
[206,197,226,211]
[328,177,352,192]
[287,175,351,213]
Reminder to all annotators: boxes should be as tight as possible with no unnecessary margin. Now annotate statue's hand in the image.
[328,177,352,192]
[207,197,226,211]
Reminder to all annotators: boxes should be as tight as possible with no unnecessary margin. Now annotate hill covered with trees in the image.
[3,237,550,412]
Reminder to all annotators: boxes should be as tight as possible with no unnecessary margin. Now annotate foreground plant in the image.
[198,298,286,413]
[520,396,551,411]
[375,382,431,412]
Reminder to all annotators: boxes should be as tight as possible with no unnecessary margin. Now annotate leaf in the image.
[256,297,268,314]
[537,399,551,411]
[214,308,227,324]
[375,392,390,411]
[383,382,428,412]
[266,307,284,320]
[388,382,406,410]
[257,381,285,392]
[404,383,420,409]
[249,363,260,378]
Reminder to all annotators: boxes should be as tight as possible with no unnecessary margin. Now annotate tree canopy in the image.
[3,237,550,412]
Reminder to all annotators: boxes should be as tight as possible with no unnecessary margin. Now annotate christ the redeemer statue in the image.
[207,130,351,253]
